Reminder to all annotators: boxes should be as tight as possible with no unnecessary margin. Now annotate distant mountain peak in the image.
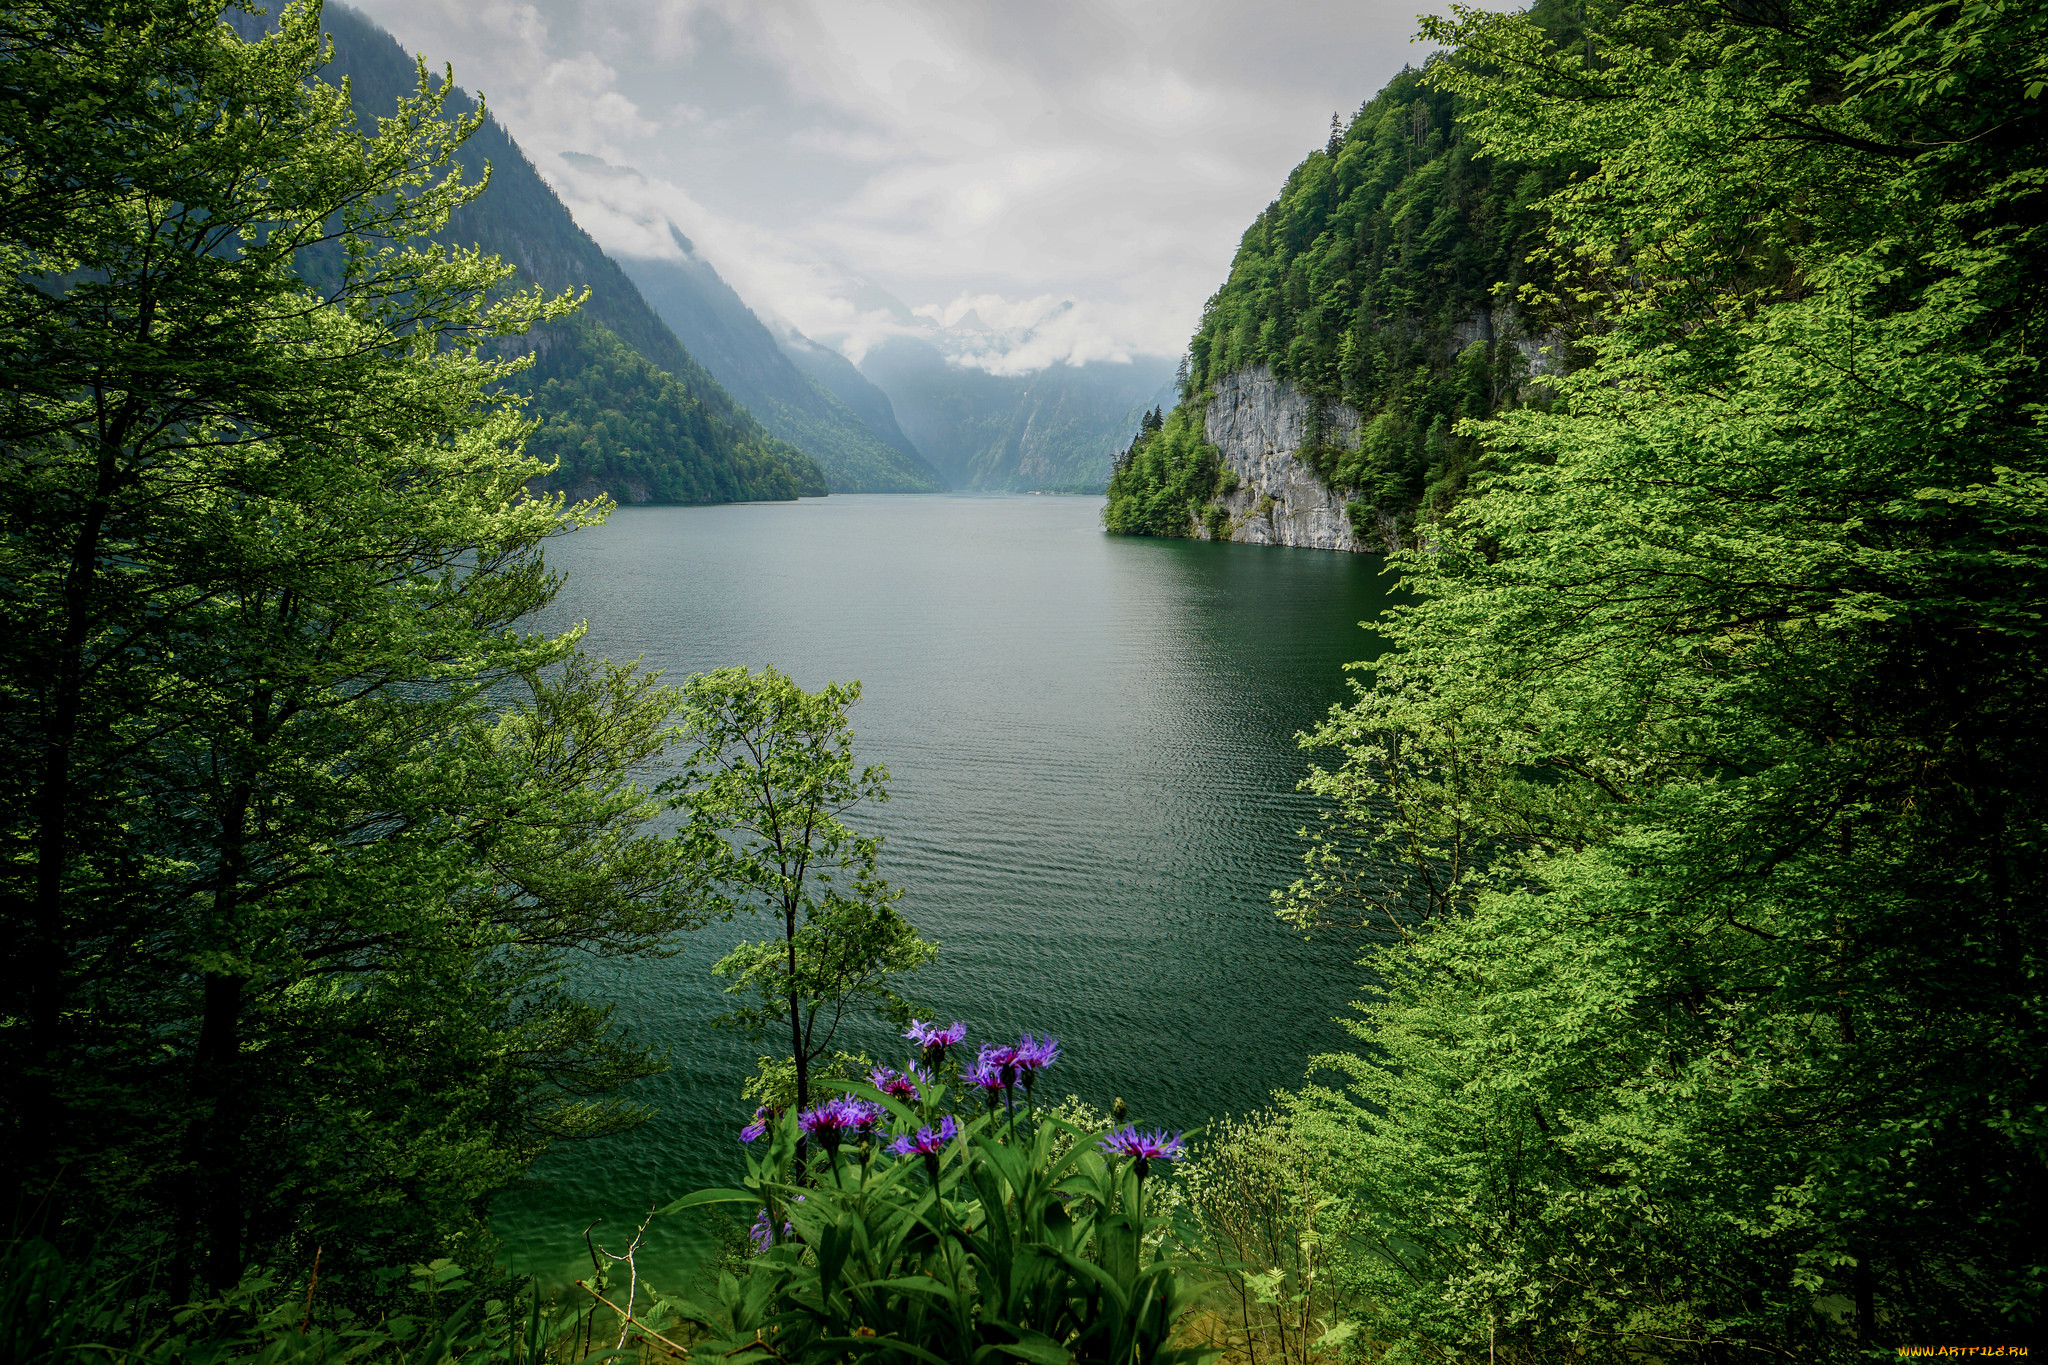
[611,228,943,491]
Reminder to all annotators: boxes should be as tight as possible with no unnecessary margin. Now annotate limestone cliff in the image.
[1198,367,1388,553]
[1102,57,1571,552]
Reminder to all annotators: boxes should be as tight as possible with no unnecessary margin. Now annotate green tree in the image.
[520,314,827,504]
[0,0,700,1299]
[1103,404,1221,538]
[673,667,935,1122]
[1278,0,2048,1358]
[1103,34,1578,542]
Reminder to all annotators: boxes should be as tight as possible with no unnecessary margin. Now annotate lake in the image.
[496,493,1392,1288]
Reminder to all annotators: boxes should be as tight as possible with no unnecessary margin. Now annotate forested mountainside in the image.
[522,317,819,503]
[239,3,825,503]
[1104,52,1567,539]
[615,226,944,493]
[778,329,928,463]
[859,336,1175,492]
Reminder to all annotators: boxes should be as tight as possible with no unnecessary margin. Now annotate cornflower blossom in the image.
[886,1115,958,1158]
[748,1207,794,1253]
[978,1042,1022,1091]
[869,1066,926,1105]
[800,1096,883,1153]
[904,1019,968,1068]
[748,1194,804,1253]
[1013,1034,1060,1093]
[963,1054,1007,1104]
[890,1115,957,1183]
[1098,1125,1187,1179]
[739,1105,779,1143]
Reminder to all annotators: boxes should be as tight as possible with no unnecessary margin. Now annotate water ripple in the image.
[495,494,1390,1289]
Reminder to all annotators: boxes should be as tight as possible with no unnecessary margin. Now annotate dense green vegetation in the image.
[523,318,825,504]
[1101,405,1219,538]
[256,2,826,507]
[1105,36,1574,538]
[619,242,943,493]
[8,0,2044,1359]
[0,0,703,1313]
[655,1074,1204,1363]
[1239,0,2047,1358]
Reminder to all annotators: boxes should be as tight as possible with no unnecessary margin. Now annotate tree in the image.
[1280,0,2048,1357]
[672,667,935,1122]
[1100,55,1571,543]
[0,0,701,1298]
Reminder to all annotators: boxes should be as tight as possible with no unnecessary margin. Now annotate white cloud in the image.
[338,0,1519,371]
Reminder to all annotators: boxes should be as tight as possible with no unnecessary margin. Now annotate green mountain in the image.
[1104,60,1564,537]
[522,316,819,503]
[239,3,825,504]
[777,330,926,466]
[857,336,1176,493]
[608,222,944,493]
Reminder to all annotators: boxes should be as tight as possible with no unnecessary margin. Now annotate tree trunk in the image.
[171,962,249,1301]
[16,419,128,1204]
[788,902,806,1113]
[196,968,248,1293]
[172,786,255,1298]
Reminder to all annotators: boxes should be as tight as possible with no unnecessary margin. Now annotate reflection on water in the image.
[494,494,1391,1287]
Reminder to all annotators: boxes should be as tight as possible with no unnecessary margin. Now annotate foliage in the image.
[250,2,828,508]
[671,667,936,1120]
[740,1051,878,1117]
[653,1063,1215,1363]
[0,1237,582,1364]
[1279,0,2048,1359]
[1177,1110,1350,1365]
[523,316,826,504]
[1104,29,1579,541]
[1103,406,1219,538]
[0,0,699,1305]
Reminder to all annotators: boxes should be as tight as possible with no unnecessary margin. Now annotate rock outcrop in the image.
[1201,366,1386,553]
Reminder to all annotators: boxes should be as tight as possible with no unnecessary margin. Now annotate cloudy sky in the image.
[341,0,1506,372]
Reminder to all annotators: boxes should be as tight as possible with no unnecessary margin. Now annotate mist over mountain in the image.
[237,3,827,505]
[601,216,944,493]
[776,331,926,465]
[258,3,1179,501]
[855,336,1176,493]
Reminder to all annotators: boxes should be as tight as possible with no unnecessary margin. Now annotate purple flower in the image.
[1013,1033,1060,1090]
[904,1019,968,1049]
[748,1208,791,1252]
[963,1052,1007,1099]
[1099,1125,1186,1179]
[740,1105,779,1144]
[978,1042,1021,1090]
[904,1019,968,1067]
[800,1096,883,1152]
[748,1196,803,1253]
[869,1066,926,1105]
[887,1115,958,1158]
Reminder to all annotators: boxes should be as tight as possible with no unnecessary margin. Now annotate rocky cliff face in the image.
[1202,366,1390,553]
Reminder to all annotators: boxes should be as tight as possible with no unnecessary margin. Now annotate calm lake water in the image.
[496,493,1392,1288]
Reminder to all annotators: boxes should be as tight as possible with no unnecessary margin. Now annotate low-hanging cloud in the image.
[338,0,1514,372]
